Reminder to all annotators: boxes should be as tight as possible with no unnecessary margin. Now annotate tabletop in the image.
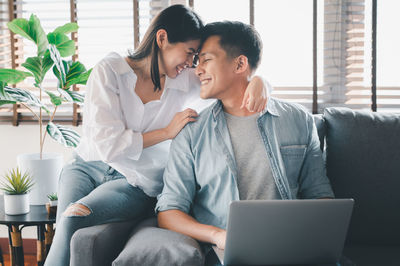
[0,197,56,225]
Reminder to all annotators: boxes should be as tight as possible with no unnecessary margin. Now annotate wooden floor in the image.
[2,254,37,266]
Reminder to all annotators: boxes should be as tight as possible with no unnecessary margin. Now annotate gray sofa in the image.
[69,107,400,266]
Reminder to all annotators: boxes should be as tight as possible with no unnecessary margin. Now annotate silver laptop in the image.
[213,199,354,265]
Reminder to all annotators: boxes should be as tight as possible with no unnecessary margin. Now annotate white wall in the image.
[0,124,82,239]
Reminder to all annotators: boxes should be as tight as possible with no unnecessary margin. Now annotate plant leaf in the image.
[64,90,84,103]
[47,32,75,57]
[45,90,63,106]
[0,83,17,106]
[2,86,50,114]
[46,122,81,147]
[28,14,48,56]
[53,22,78,35]
[66,68,92,88]
[7,15,48,56]
[49,44,67,88]
[6,18,33,41]
[0,69,33,84]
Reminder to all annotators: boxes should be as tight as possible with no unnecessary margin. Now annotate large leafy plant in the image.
[0,15,91,159]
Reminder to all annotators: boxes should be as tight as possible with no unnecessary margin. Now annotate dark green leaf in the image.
[66,68,92,88]
[46,122,81,147]
[47,32,75,57]
[53,23,78,35]
[45,90,63,106]
[0,69,33,84]
[22,57,42,85]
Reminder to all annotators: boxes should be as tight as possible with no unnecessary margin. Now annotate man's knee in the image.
[63,203,91,217]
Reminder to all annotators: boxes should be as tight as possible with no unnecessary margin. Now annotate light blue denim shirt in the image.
[156,98,334,229]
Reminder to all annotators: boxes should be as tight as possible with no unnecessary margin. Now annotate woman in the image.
[45,5,267,266]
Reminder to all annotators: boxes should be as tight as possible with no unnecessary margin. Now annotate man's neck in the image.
[221,80,256,117]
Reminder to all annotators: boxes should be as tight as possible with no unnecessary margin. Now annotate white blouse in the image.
[76,52,214,196]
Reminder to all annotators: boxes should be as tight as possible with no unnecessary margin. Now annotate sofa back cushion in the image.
[313,114,325,151]
[324,107,400,245]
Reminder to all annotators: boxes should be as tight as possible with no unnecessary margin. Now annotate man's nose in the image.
[195,63,203,77]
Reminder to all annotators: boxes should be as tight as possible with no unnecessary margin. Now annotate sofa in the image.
[69,107,400,266]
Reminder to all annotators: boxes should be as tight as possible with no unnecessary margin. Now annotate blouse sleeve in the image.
[83,61,143,163]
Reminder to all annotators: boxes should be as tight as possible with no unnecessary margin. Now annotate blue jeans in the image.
[44,154,153,266]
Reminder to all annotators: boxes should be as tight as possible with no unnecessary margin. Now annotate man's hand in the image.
[211,229,227,250]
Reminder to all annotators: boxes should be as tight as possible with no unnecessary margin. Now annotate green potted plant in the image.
[1,168,34,215]
[0,15,91,205]
[46,192,58,216]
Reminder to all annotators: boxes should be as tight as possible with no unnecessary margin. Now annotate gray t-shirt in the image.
[224,112,280,200]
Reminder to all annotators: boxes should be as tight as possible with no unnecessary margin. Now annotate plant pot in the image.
[17,153,63,205]
[4,193,30,215]
[49,200,58,207]
[45,202,57,217]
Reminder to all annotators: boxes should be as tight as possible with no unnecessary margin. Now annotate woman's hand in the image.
[241,75,268,113]
[164,108,198,139]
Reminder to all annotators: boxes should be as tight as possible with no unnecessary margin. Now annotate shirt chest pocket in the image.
[279,145,307,189]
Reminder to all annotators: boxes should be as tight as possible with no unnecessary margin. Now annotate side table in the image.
[0,197,56,266]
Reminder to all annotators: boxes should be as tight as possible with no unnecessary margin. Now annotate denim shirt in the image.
[156,98,334,229]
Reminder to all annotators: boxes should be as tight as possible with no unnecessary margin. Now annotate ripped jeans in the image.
[44,153,153,266]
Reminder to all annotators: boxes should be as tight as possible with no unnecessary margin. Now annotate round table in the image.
[0,197,56,266]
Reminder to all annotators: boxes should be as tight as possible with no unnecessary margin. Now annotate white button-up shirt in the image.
[76,52,214,196]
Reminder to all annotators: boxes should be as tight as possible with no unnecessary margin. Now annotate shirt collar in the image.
[212,97,280,120]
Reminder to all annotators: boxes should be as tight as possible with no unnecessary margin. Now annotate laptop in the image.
[212,199,354,265]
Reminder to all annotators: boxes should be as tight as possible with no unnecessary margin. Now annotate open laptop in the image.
[212,199,354,265]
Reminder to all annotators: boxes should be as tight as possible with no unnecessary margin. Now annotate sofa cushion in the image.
[313,114,325,151]
[71,220,138,266]
[324,108,400,245]
[343,244,400,266]
[112,217,205,266]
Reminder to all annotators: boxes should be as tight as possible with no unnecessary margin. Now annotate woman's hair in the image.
[128,5,204,91]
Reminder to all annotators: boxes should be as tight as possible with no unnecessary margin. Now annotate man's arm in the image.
[156,122,227,249]
[158,210,227,249]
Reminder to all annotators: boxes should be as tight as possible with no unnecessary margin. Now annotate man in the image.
[155,20,334,255]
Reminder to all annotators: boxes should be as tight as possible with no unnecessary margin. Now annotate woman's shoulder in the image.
[95,52,133,76]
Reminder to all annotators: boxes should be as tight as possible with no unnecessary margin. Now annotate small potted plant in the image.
[46,192,58,216]
[1,168,34,215]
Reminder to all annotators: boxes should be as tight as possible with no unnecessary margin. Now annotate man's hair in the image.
[201,21,262,70]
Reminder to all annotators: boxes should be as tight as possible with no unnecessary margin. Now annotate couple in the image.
[45,5,333,266]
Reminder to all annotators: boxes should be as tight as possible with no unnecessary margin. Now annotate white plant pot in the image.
[4,193,30,215]
[49,200,58,207]
[17,153,63,205]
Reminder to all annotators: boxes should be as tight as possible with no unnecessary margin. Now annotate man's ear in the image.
[234,55,249,74]
[156,29,168,48]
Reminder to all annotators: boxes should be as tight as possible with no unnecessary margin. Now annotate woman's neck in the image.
[126,56,152,81]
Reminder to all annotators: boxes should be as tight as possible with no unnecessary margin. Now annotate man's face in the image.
[195,36,236,99]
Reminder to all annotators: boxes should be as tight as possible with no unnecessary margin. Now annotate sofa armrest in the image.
[70,220,137,266]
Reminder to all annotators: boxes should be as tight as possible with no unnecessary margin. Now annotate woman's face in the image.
[158,37,200,78]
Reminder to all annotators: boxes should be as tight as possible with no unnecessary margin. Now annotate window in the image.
[2,0,399,123]
[0,0,169,125]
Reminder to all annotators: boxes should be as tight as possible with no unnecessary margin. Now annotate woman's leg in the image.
[45,166,151,266]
